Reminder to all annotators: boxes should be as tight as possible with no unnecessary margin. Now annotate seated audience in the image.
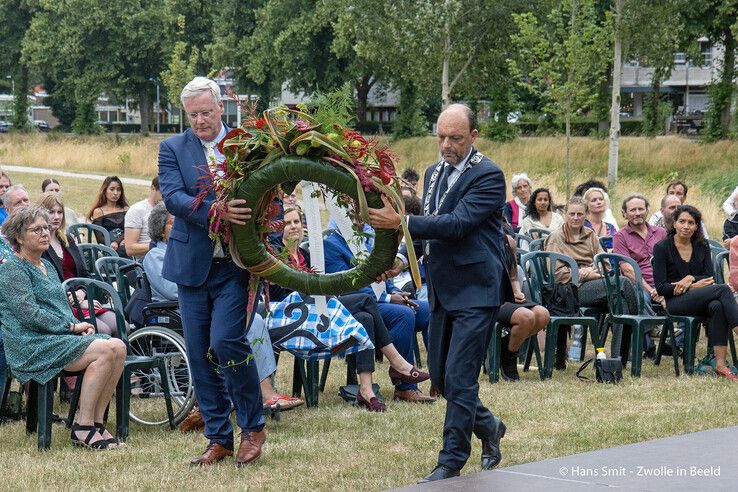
[277,207,431,409]
[498,229,549,380]
[573,179,619,230]
[0,205,127,449]
[86,176,129,251]
[723,192,738,248]
[38,192,118,336]
[503,173,531,231]
[729,237,738,292]
[401,168,420,189]
[583,187,618,247]
[141,203,304,415]
[650,194,681,230]
[124,177,162,260]
[653,205,738,380]
[519,187,563,237]
[612,193,667,305]
[545,196,642,364]
[324,218,433,403]
[723,185,738,216]
[42,178,79,225]
[0,171,11,225]
[650,180,709,238]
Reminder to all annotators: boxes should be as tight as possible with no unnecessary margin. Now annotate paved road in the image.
[1,164,151,186]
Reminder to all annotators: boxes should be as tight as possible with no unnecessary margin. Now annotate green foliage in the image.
[481,120,520,142]
[308,84,356,131]
[392,82,428,140]
[160,15,200,114]
[641,94,673,137]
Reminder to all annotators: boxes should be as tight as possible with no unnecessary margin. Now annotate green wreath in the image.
[230,155,399,295]
[201,95,421,296]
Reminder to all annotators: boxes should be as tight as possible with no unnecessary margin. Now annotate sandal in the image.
[263,394,304,411]
[70,423,109,450]
[715,366,738,381]
[95,422,127,448]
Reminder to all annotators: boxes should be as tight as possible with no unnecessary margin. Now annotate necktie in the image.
[204,141,217,173]
[435,164,450,210]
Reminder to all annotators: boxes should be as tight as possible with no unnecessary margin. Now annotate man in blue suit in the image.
[158,77,265,467]
[323,224,434,402]
[369,104,510,482]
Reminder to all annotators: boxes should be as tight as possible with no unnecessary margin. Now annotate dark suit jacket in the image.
[158,126,246,287]
[408,148,511,311]
[42,233,90,282]
[653,235,713,298]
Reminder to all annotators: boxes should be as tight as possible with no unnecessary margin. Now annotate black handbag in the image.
[576,357,623,383]
[541,282,580,316]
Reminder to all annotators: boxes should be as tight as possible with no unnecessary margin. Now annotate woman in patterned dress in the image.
[0,205,126,450]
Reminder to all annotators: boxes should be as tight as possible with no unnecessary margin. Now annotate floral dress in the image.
[0,256,109,384]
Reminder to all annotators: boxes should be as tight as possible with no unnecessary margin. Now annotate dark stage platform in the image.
[397,425,735,491]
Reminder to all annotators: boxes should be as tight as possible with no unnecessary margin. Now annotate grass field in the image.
[1,342,737,491]
[2,133,736,236]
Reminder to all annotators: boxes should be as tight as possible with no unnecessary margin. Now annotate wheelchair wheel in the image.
[127,326,195,426]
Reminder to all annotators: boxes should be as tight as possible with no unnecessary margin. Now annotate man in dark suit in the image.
[369,104,509,482]
[158,76,265,467]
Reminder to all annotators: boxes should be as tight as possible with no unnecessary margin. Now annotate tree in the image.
[23,0,173,134]
[161,15,200,132]
[0,0,34,131]
[607,0,624,190]
[511,0,611,197]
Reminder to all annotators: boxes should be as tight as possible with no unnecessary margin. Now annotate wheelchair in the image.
[115,262,196,427]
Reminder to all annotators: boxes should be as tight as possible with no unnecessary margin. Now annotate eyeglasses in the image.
[187,110,214,120]
[27,225,51,235]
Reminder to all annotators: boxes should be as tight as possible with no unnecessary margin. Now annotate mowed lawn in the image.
[2,342,738,491]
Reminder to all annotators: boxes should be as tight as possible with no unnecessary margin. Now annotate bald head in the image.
[436,104,478,165]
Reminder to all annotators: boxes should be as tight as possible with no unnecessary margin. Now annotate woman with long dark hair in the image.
[519,187,563,236]
[86,176,129,251]
[653,205,738,380]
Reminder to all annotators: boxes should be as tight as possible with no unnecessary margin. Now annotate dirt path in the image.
[1,164,151,186]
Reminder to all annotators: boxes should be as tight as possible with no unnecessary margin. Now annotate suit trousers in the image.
[178,261,264,449]
[667,284,738,346]
[428,304,499,470]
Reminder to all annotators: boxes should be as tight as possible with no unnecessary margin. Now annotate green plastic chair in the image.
[94,256,135,305]
[62,278,175,440]
[526,228,551,240]
[594,253,677,377]
[68,223,112,246]
[77,243,118,280]
[598,235,613,252]
[521,251,599,379]
[713,250,730,285]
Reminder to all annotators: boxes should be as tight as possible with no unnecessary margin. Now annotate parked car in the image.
[33,120,49,131]
[0,121,12,133]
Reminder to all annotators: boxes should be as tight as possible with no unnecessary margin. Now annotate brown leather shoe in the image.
[393,388,436,403]
[190,443,233,466]
[179,407,205,433]
[236,430,266,467]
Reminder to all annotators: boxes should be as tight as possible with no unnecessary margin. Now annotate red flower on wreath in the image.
[343,130,367,158]
[255,118,267,130]
[374,147,397,185]
[294,119,310,132]
[218,128,251,154]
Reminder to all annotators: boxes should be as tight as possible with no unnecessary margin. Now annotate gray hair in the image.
[621,193,650,212]
[510,173,532,193]
[3,184,27,209]
[1,204,50,250]
[180,76,221,107]
[148,202,170,243]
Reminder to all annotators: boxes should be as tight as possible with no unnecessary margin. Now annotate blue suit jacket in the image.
[408,149,511,311]
[158,127,246,287]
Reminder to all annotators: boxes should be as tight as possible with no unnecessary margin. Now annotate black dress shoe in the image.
[481,417,507,470]
[417,465,460,483]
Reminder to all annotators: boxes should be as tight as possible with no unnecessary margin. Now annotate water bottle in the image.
[568,324,583,361]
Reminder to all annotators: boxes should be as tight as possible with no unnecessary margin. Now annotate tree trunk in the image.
[720,29,735,133]
[565,111,572,199]
[10,65,30,131]
[441,14,451,110]
[607,0,623,191]
[139,85,150,134]
[355,74,374,123]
